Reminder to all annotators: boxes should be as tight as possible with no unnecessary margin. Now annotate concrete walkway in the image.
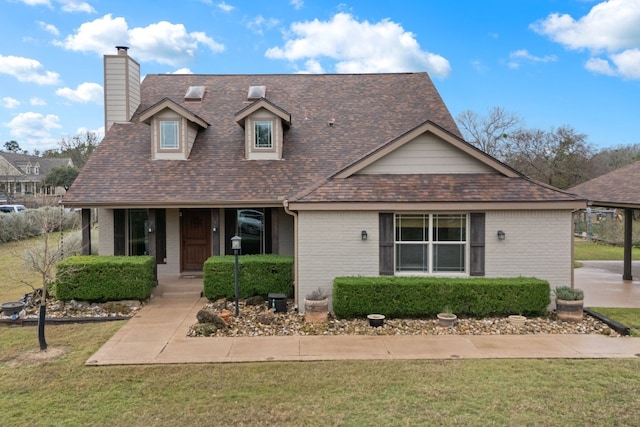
[86,265,640,366]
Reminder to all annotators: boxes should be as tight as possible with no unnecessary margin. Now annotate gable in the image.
[357,132,494,175]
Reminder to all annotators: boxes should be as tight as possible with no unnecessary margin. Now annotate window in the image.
[395,213,467,273]
[254,121,272,149]
[160,120,179,149]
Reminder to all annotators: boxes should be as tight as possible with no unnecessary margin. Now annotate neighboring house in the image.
[0,152,73,201]
[63,47,585,310]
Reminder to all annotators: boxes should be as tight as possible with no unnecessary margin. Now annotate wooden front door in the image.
[181,209,211,271]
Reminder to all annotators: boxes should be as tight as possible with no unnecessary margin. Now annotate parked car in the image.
[0,204,26,213]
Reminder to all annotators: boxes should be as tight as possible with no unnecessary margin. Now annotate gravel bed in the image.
[188,298,619,337]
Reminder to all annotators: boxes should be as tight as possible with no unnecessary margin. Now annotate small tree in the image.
[22,206,65,351]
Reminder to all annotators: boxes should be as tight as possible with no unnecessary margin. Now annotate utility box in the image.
[267,293,287,313]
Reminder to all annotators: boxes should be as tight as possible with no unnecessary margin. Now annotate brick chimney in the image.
[103,46,140,131]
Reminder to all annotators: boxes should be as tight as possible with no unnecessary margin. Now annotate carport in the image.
[569,161,640,281]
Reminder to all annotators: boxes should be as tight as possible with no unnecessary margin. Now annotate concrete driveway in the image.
[575,261,640,307]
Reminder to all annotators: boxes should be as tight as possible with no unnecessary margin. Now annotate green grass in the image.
[0,322,639,426]
[574,240,640,261]
[591,307,640,337]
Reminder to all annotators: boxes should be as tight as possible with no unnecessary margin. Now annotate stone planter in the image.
[437,313,457,327]
[367,314,385,327]
[508,315,526,327]
[2,301,25,317]
[304,298,329,323]
[556,298,584,322]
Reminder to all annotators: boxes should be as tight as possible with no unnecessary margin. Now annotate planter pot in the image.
[219,309,232,324]
[556,299,584,322]
[508,315,526,327]
[2,301,25,317]
[437,313,457,327]
[367,314,385,327]
[304,298,329,323]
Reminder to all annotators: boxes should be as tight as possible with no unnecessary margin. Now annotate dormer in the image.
[139,98,209,160]
[235,97,291,160]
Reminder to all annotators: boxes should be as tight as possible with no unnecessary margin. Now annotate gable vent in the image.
[185,86,205,101]
[247,85,266,100]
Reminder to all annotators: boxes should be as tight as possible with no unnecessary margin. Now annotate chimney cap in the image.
[115,46,130,54]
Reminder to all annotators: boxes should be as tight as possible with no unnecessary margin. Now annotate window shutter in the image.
[470,212,485,276]
[379,212,394,275]
[113,209,125,256]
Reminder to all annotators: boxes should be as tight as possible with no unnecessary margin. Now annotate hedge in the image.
[333,276,550,318]
[54,255,155,302]
[203,255,293,299]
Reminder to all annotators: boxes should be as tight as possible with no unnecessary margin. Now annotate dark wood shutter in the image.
[469,212,485,276]
[113,209,125,256]
[379,212,394,275]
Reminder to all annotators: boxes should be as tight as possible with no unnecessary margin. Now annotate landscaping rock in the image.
[245,295,265,306]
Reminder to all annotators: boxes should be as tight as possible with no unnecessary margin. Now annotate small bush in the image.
[554,286,584,301]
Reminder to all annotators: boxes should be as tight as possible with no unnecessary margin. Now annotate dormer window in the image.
[160,120,179,149]
[254,121,273,149]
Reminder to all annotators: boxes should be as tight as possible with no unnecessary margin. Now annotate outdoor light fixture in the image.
[361,230,368,240]
[497,230,506,241]
[231,235,242,316]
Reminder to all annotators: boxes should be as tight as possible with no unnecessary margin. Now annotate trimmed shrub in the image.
[54,255,154,302]
[333,276,550,318]
[203,255,293,299]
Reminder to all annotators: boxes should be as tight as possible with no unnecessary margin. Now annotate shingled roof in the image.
[64,72,582,208]
[569,160,640,209]
[0,152,72,178]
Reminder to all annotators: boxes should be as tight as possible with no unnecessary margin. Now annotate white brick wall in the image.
[97,208,114,256]
[297,211,379,310]
[485,210,573,287]
[157,208,181,276]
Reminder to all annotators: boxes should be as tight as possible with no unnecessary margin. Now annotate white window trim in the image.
[394,213,469,276]
[254,120,273,149]
[160,120,179,150]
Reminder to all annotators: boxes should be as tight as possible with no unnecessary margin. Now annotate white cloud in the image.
[171,68,194,74]
[531,0,640,79]
[76,125,104,140]
[58,0,95,13]
[3,97,21,109]
[217,1,234,12]
[508,49,558,69]
[290,0,303,10]
[247,15,280,35]
[30,97,47,106]
[56,82,103,104]
[17,0,51,6]
[5,111,62,149]
[55,14,225,66]
[0,55,60,85]
[38,21,60,36]
[265,13,451,76]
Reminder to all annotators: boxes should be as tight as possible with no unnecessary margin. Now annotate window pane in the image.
[433,244,465,272]
[128,209,149,256]
[396,214,426,241]
[160,121,178,149]
[433,214,466,241]
[255,121,272,148]
[396,243,428,272]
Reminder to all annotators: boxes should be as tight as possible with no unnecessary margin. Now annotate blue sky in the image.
[1,0,639,153]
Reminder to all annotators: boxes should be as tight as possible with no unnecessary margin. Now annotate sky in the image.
[1,0,639,153]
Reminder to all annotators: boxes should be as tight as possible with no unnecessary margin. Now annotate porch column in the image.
[81,209,91,255]
[623,208,633,281]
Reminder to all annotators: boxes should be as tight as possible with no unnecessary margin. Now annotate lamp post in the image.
[231,235,242,316]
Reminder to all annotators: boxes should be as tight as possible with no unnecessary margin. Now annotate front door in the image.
[181,209,211,271]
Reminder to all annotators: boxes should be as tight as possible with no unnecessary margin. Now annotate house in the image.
[63,47,585,310]
[0,151,73,202]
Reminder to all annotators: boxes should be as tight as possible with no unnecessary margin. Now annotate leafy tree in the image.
[43,131,100,169]
[42,166,79,191]
[456,107,522,158]
[3,140,22,153]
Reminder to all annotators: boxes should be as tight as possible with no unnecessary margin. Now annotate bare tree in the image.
[456,107,522,158]
[503,126,594,189]
[44,131,100,169]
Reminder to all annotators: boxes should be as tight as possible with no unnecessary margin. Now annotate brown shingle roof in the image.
[569,160,640,208]
[291,173,581,204]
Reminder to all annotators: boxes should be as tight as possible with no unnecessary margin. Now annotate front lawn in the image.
[574,240,640,261]
[591,307,640,337]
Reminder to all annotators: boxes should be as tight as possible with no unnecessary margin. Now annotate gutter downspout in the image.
[283,199,299,309]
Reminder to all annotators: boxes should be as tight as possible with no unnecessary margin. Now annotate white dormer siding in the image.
[149,109,200,160]
[244,109,283,160]
[104,46,141,131]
